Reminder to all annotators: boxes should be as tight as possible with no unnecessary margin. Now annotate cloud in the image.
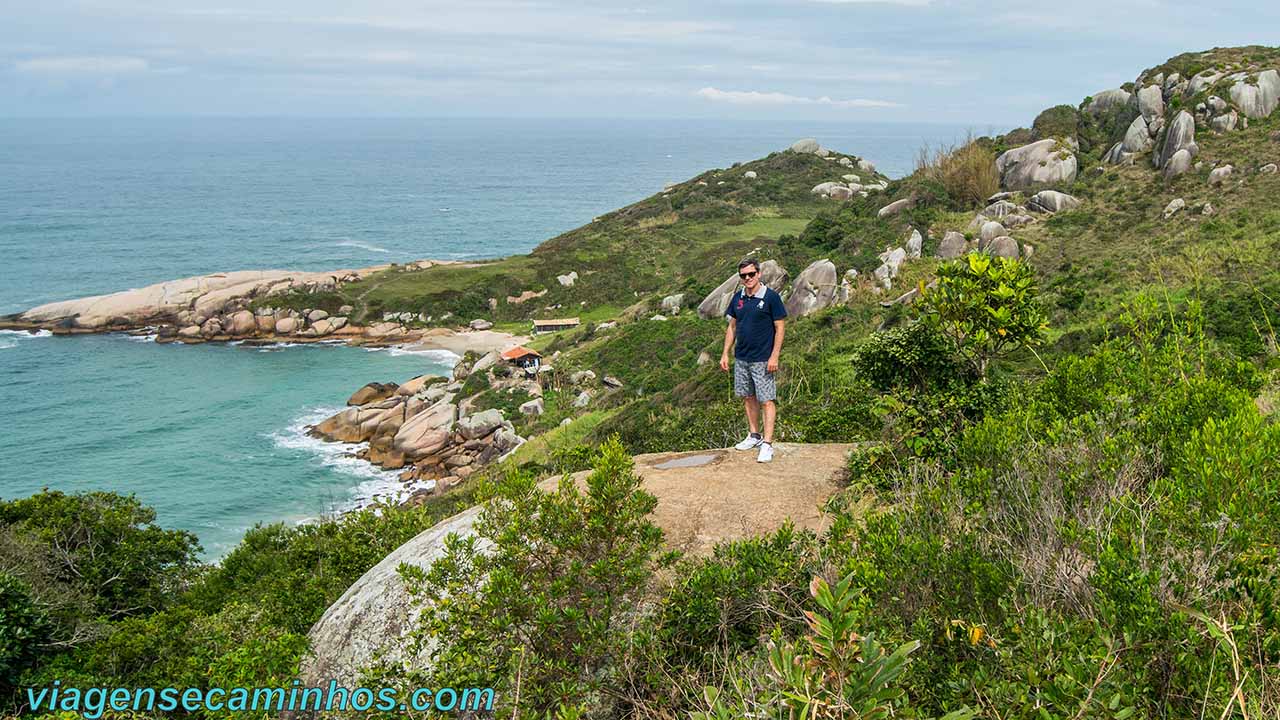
[807,0,933,5]
[696,86,901,108]
[15,56,150,74]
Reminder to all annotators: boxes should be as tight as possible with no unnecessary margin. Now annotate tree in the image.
[0,490,202,619]
[914,254,1048,377]
[403,436,663,718]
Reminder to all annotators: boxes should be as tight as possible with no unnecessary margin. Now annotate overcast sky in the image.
[3,0,1278,126]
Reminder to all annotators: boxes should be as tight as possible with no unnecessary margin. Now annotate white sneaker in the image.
[734,433,763,450]
[757,442,774,463]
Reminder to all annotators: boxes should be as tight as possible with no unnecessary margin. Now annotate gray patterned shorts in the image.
[733,360,777,402]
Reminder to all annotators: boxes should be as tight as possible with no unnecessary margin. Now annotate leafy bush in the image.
[0,491,201,619]
[1032,104,1081,142]
[0,572,50,693]
[401,437,664,718]
[693,574,974,720]
[915,254,1048,377]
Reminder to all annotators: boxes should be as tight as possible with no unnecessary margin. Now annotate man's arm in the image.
[720,317,736,371]
[767,319,785,372]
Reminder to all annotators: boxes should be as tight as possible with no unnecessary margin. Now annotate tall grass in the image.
[914,132,1000,208]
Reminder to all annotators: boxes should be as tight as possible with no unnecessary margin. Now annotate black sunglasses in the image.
[739,270,758,280]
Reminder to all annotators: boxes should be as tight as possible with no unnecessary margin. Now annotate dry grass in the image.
[915,132,1001,208]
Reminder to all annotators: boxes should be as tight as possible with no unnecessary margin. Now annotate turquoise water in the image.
[0,117,971,557]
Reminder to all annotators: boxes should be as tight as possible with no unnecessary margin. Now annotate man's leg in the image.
[762,400,776,443]
[744,396,761,435]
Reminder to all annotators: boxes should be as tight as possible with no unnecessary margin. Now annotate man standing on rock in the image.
[720,258,787,462]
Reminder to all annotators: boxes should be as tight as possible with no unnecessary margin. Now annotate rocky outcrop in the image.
[1027,190,1081,214]
[556,271,579,287]
[996,139,1078,191]
[660,293,684,315]
[877,197,915,219]
[784,259,839,318]
[1230,70,1280,119]
[696,260,789,319]
[300,443,854,689]
[1155,110,1198,178]
[936,231,967,259]
[1087,88,1132,115]
[311,371,525,480]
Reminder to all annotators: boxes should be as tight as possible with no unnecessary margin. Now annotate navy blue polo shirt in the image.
[725,285,787,362]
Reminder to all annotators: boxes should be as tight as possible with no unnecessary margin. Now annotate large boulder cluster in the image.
[310,359,527,489]
[793,138,885,201]
[1097,62,1280,180]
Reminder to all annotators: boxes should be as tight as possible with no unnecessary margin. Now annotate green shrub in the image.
[0,491,201,619]
[401,437,664,718]
[0,572,50,693]
[915,254,1048,377]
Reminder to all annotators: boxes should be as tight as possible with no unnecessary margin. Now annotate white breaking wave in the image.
[268,406,435,513]
[335,240,391,254]
[364,345,459,364]
[0,329,52,339]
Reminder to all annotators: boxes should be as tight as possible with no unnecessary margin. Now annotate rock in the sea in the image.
[396,374,442,396]
[308,309,329,323]
[937,231,967,259]
[1027,190,1081,214]
[696,260,789,319]
[556,271,579,287]
[1163,198,1186,219]
[349,382,399,406]
[1209,164,1234,186]
[456,409,504,441]
[996,138,1078,191]
[783,259,838,318]
[877,197,915,219]
[274,317,299,335]
[391,399,457,459]
[660,293,684,315]
[1229,70,1280,119]
[222,310,256,336]
[178,325,201,338]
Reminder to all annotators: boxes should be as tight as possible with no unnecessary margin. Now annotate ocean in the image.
[0,117,975,557]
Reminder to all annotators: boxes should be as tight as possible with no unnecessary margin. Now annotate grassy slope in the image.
[258,149,887,325]
[500,46,1280,474]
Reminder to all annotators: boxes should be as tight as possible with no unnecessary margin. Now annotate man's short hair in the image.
[737,258,760,273]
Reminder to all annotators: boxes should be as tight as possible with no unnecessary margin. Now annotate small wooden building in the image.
[501,345,543,373]
[531,317,581,335]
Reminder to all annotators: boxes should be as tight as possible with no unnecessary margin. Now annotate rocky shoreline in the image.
[0,260,529,356]
[306,350,532,506]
